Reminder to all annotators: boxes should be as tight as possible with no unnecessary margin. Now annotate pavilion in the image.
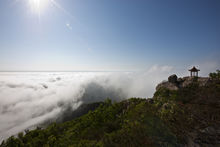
[189,66,200,77]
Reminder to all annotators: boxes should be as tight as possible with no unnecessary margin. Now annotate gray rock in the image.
[177,78,184,83]
[168,74,178,83]
[156,76,211,92]
[156,82,179,91]
[197,77,210,86]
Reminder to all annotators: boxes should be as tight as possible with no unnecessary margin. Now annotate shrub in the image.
[209,70,220,80]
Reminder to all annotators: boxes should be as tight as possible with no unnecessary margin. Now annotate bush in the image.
[209,70,220,80]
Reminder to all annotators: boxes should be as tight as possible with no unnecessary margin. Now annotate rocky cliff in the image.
[156,74,210,91]
[154,74,220,146]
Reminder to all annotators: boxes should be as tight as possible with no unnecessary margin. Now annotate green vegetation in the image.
[0,98,178,147]
[209,70,220,80]
[1,74,220,147]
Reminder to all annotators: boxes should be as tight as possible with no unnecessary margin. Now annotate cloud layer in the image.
[0,63,218,141]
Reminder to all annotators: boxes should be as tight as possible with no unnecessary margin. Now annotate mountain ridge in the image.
[1,71,220,147]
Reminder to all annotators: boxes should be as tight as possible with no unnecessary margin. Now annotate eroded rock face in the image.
[177,78,184,83]
[156,81,179,91]
[198,77,211,86]
[182,77,210,87]
[156,75,210,91]
[154,76,220,147]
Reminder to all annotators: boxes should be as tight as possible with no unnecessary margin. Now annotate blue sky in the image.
[0,0,219,71]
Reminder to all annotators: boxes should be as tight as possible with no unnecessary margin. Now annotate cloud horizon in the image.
[0,63,219,142]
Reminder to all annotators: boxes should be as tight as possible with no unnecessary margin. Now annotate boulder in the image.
[168,74,178,83]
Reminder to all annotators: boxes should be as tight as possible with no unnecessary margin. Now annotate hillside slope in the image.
[1,72,220,147]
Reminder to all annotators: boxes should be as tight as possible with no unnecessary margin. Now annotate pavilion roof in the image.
[189,66,200,72]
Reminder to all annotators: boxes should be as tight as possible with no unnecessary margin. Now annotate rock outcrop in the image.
[156,74,210,91]
[168,74,178,83]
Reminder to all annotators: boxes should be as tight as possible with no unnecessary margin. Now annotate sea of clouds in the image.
[0,64,218,141]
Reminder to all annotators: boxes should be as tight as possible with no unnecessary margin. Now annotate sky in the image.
[0,0,219,71]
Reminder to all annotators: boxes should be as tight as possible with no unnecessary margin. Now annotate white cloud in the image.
[0,62,218,142]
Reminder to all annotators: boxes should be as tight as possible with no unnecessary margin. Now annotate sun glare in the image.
[29,0,49,14]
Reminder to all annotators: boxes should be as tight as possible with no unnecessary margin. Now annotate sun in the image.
[29,0,49,15]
